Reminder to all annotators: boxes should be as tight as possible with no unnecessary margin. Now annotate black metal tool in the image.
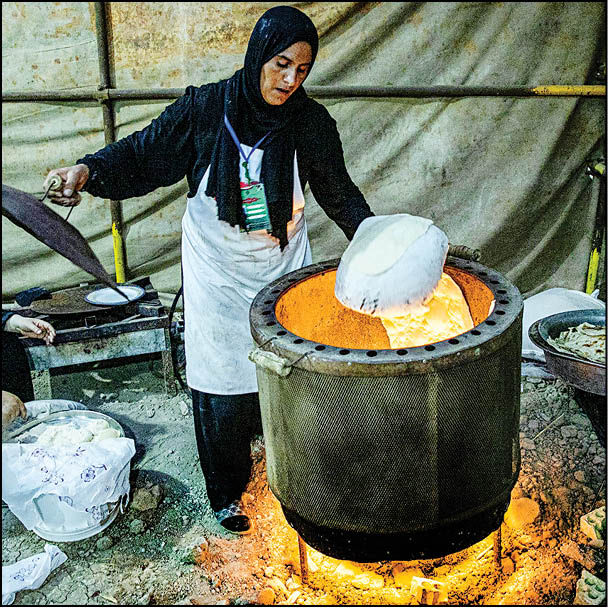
[2,183,126,299]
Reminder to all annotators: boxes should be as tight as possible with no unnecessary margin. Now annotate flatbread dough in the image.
[37,424,93,446]
[35,419,120,445]
[380,272,474,348]
[547,323,605,363]
[335,214,449,316]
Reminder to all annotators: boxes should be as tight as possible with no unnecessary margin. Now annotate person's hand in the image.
[2,391,27,427]
[43,164,90,207]
[5,314,56,345]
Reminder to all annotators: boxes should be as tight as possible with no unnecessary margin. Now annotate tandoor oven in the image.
[249,256,523,562]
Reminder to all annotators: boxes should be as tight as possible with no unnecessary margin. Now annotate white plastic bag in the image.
[2,544,67,605]
[522,288,605,361]
[2,437,135,532]
[4,400,86,436]
[25,399,87,420]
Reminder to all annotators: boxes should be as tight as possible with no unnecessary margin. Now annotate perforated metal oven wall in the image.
[256,333,521,535]
[250,258,523,556]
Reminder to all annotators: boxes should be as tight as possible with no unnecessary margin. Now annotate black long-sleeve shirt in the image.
[77,83,373,241]
[2,311,15,329]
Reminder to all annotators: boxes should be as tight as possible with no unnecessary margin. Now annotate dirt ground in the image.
[2,355,606,606]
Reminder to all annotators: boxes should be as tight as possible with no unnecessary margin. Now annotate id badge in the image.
[240,182,272,232]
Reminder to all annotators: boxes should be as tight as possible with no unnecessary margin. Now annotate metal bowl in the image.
[4,410,127,542]
[6,409,124,443]
[528,309,606,395]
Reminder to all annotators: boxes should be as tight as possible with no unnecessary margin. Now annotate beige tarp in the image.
[2,2,606,307]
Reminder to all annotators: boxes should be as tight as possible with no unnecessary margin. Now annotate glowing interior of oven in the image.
[275,266,495,350]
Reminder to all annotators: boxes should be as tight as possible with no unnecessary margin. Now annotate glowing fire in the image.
[294,529,501,604]
[378,272,474,348]
[275,267,489,350]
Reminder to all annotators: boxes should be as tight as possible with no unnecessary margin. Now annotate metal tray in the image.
[528,309,606,395]
[6,410,125,444]
[85,284,145,306]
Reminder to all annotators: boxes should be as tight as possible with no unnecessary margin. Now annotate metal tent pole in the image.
[94,1,126,284]
[297,534,309,584]
[2,84,605,103]
[585,161,606,294]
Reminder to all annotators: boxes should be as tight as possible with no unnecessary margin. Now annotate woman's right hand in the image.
[43,164,90,207]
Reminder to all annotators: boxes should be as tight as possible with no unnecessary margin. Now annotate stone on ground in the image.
[504,497,540,529]
[392,564,424,588]
[132,484,164,512]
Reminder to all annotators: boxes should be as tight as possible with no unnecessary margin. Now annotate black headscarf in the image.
[205,6,319,250]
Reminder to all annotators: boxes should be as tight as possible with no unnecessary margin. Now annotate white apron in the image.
[181,146,311,394]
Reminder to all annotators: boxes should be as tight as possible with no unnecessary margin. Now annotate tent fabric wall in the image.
[2,2,605,307]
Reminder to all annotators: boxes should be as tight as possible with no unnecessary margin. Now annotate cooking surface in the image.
[30,286,112,315]
[273,264,496,350]
[15,277,168,341]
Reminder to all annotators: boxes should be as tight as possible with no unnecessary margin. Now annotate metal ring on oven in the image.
[250,256,523,377]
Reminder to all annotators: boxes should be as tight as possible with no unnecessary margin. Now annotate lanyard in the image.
[224,114,271,182]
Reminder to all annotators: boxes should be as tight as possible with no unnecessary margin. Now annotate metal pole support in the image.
[3,85,606,104]
[297,534,309,585]
[585,160,606,295]
[94,2,127,284]
[493,525,502,569]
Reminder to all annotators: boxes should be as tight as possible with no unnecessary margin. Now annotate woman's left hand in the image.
[5,314,56,345]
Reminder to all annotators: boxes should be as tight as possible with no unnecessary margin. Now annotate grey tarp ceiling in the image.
[2,2,606,307]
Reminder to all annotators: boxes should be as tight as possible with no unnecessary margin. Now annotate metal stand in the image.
[25,325,176,399]
[297,534,309,584]
[30,369,52,400]
[20,279,177,399]
[493,525,502,569]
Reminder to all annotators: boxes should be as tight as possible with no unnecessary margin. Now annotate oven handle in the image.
[248,346,311,377]
[448,243,481,261]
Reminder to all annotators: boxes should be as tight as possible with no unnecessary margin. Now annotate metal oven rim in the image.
[250,256,523,377]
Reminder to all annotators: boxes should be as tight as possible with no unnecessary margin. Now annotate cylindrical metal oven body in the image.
[250,257,523,562]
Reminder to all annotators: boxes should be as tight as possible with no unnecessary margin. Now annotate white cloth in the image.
[181,147,311,394]
[2,438,135,531]
[24,400,86,420]
[2,544,67,605]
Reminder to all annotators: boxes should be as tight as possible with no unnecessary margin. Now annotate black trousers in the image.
[191,389,263,512]
[2,331,34,402]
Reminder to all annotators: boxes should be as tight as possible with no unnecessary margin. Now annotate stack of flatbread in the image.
[547,323,605,364]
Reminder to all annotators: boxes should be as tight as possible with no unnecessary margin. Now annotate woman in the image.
[45,6,373,534]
